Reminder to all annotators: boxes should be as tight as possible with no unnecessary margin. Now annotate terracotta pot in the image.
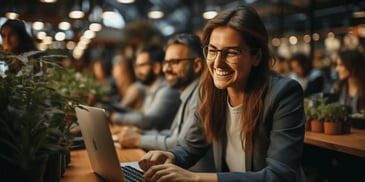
[323,121,343,135]
[310,120,323,133]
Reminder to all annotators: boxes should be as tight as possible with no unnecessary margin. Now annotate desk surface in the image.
[61,128,365,181]
[304,128,365,158]
[61,148,145,182]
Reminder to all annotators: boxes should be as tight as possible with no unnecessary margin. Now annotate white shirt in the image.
[225,99,246,172]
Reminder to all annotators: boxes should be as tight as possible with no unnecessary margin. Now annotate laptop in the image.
[75,104,145,182]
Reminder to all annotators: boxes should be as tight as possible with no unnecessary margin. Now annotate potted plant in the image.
[307,97,328,133]
[0,51,107,181]
[320,103,349,135]
[0,52,70,181]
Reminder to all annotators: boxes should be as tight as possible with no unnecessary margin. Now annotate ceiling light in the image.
[89,22,102,32]
[69,1,84,19]
[203,11,217,19]
[83,30,95,39]
[5,11,19,20]
[102,9,125,29]
[40,0,57,3]
[37,31,47,40]
[148,5,164,19]
[5,3,19,20]
[203,5,218,20]
[55,32,66,41]
[88,4,103,31]
[58,21,71,30]
[289,36,298,45]
[303,34,311,43]
[69,10,85,19]
[32,20,44,30]
[117,0,135,4]
[43,36,53,45]
[66,41,76,50]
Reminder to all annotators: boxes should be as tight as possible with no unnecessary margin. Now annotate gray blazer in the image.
[171,73,306,182]
[112,77,180,130]
[140,78,200,150]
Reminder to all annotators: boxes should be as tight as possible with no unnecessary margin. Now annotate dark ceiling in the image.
[1,0,365,43]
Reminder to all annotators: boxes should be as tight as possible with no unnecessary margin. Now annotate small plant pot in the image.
[323,121,343,135]
[310,120,323,133]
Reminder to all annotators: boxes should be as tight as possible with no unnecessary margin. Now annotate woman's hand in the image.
[143,163,198,182]
[138,150,175,171]
[139,151,218,182]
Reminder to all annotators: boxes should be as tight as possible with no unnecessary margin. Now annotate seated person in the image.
[116,33,214,172]
[332,49,365,113]
[138,5,306,181]
[110,44,180,131]
[289,53,325,97]
[117,33,203,150]
[1,19,37,55]
[111,53,146,111]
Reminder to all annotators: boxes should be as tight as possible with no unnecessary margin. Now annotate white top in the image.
[225,99,246,172]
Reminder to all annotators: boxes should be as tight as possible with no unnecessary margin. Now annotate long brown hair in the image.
[1,19,37,54]
[199,5,272,151]
[337,50,365,111]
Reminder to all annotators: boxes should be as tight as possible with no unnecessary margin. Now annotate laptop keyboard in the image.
[121,165,144,182]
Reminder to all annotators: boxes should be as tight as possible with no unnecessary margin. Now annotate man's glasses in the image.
[203,45,251,64]
[162,58,195,67]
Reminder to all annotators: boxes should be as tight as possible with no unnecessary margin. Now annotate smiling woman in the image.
[138,5,306,182]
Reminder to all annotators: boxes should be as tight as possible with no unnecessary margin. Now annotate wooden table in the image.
[60,148,145,182]
[304,128,365,158]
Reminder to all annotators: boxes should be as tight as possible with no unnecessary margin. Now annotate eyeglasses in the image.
[203,45,250,64]
[162,58,195,67]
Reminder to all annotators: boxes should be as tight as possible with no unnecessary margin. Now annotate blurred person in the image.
[332,49,365,113]
[91,60,113,85]
[111,53,145,111]
[1,19,40,73]
[289,53,325,97]
[90,60,115,104]
[110,44,180,131]
[117,33,214,172]
[117,33,203,150]
[272,56,290,76]
[1,19,37,54]
[138,5,306,182]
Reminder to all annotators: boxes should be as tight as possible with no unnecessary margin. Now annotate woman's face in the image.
[206,26,259,91]
[335,58,350,80]
[1,26,20,52]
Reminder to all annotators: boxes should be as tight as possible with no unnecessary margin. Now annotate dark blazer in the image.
[171,73,306,182]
